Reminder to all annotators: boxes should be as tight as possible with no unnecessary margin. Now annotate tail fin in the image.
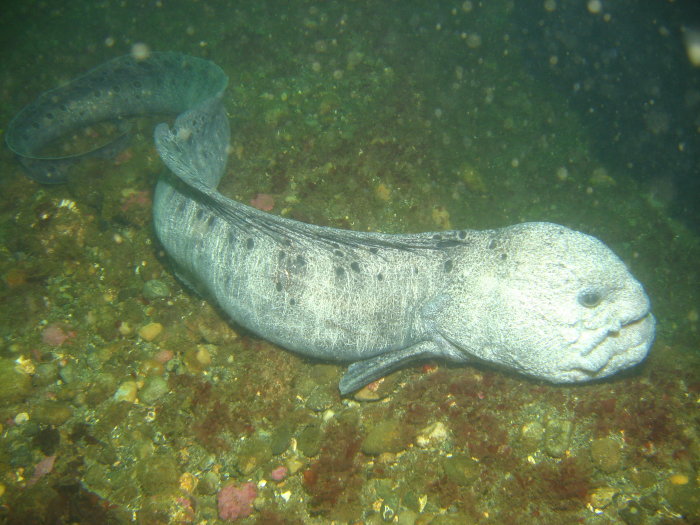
[154,96,230,191]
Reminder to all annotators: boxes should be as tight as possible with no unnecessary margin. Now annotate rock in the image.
[113,380,139,403]
[544,418,573,458]
[136,453,179,496]
[305,387,334,412]
[587,486,618,509]
[0,358,31,405]
[519,421,545,452]
[142,279,170,300]
[297,423,322,457]
[32,401,73,426]
[415,421,451,449]
[590,437,624,473]
[361,419,405,455]
[140,376,169,404]
[443,455,480,485]
[138,322,163,342]
[270,424,294,455]
[236,438,272,475]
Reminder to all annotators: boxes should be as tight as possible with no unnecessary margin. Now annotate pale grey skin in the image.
[153,99,655,394]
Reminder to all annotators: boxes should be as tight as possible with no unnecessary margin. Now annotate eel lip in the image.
[567,312,655,378]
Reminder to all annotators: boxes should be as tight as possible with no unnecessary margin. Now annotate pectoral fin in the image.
[339,341,439,395]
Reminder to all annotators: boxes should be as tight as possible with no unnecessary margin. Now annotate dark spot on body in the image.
[437,240,461,248]
[369,247,379,254]
[228,231,236,245]
[377,273,384,281]
[432,234,442,240]
[278,251,286,261]
[275,281,283,292]
[289,298,296,305]
[458,230,467,239]
[500,253,507,260]
[444,260,453,272]
[195,209,205,221]
[350,261,360,273]
[335,266,345,278]
[246,238,255,250]
[206,215,217,228]
[334,250,344,258]
[295,255,305,266]
[488,239,497,249]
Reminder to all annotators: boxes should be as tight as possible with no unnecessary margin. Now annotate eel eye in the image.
[578,290,602,308]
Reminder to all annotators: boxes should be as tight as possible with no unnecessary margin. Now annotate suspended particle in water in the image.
[683,28,700,67]
[131,42,151,61]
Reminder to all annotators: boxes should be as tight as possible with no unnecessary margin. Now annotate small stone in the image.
[285,456,305,474]
[544,418,573,458]
[195,345,212,367]
[114,380,139,403]
[32,401,73,426]
[136,453,179,496]
[590,437,624,473]
[415,421,451,449]
[0,359,31,405]
[140,376,169,404]
[270,424,294,455]
[139,322,163,342]
[587,486,618,509]
[361,419,405,455]
[297,423,322,457]
[142,279,170,300]
[669,473,690,485]
[353,375,397,401]
[520,421,545,452]
[443,455,480,485]
[58,363,77,384]
[305,387,334,412]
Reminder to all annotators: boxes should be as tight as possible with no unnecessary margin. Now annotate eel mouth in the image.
[564,312,656,380]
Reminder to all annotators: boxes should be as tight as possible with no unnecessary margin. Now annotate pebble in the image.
[305,387,334,412]
[415,421,451,449]
[519,421,545,452]
[140,376,169,404]
[297,423,322,457]
[114,380,139,403]
[544,418,573,458]
[590,437,624,473]
[361,419,405,455]
[0,358,31,404]
[443,454,480,485]
[587,486,617,509]
[139,322,163,342]
[142,279,170,300]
